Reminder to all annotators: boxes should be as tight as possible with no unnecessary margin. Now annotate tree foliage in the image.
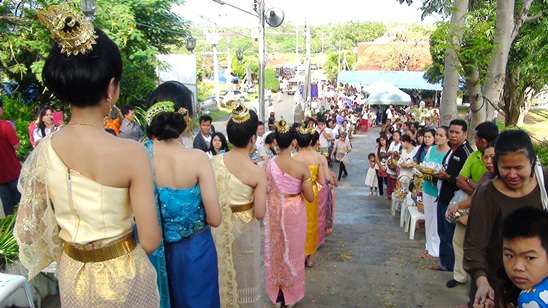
[0,0,189,108]
[323,51,356,81]
[425,0,546,127]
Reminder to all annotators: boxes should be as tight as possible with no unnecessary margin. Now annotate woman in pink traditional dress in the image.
[264,120,314,307]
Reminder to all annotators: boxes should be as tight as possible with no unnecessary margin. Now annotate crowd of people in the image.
[1,4,546,308]
[369,103,548,308]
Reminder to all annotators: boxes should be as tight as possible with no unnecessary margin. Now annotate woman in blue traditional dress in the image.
[145,81,222,307]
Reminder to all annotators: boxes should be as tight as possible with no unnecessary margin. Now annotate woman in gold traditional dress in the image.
[211,104,266,307]
[293,124,326,268]
[14,5,161,307]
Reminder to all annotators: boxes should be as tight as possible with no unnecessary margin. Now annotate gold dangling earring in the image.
[106,97,112,115]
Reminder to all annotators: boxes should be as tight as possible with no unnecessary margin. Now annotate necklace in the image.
[68,122,103,129]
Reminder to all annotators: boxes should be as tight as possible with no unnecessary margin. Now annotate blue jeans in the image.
[0,178,21,216]
[436,201,455,271]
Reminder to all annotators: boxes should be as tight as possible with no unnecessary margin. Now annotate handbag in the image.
[534,156,548,210]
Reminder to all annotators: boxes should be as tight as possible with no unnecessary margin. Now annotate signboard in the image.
[157,54,198,113]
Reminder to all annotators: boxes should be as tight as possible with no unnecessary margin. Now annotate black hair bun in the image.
[147,112,186,140]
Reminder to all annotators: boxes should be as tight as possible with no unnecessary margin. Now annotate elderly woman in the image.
[464,130,548,308]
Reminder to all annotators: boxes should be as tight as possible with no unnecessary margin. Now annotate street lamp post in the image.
[212,0,284,122]
[236,49,244,62]
[186,36,197,53]
[81,0,96,20]
[207,31,221,109]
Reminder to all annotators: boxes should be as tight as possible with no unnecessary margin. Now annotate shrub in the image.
[533,140,548,167]
[2,95,35,161]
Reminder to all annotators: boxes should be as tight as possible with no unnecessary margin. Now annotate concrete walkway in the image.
[295,127,469,307]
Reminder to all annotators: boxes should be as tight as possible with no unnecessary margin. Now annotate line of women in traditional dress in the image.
[14,8,338,307]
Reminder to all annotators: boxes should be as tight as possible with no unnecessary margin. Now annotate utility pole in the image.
[258,0,266,122]
[295,25,299,67]
[321,32,325,66]
[337,39,341,81]
[226,36,232,88]
[207,28,221,108]
[304,20,311,109]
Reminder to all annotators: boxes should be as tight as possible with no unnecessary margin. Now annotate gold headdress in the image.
[297,124,309,135]
[307,125,316,135]
[230,103,250,124]
[275,120,290,134]
[146,101,175,125]
[37,5,97,56]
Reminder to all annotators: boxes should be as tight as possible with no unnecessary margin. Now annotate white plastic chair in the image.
[399,192,414,227]
[390,192,404,216]
[404,206,425,240]
[0,273,35,308]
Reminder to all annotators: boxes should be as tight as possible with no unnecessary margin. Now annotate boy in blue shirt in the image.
[502,207,548,308]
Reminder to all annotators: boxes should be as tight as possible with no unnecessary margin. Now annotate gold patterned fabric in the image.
[305,165,319,256]
[211,156,262,307]
[14,136,159,306]
[58,245,159,307]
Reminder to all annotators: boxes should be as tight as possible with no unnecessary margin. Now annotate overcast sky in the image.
[174,0,442,28]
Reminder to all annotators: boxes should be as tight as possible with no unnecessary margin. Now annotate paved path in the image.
[44,126,471,307]
[293,127,469,307]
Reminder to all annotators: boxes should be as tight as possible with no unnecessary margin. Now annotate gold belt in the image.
[231,203,253,213]
[64,233,136,263]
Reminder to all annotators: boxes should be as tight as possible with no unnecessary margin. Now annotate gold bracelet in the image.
[303,177,314,184]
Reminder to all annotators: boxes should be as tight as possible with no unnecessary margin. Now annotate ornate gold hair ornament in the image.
[275,120,290,134]
[146,101,175,125]
[230,103,250,124]
[37,4,97,56]
[297,124,309,135]
[307,125,316,135]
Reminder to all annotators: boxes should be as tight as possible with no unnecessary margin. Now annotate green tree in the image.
[0,0,189,108]
[264,67,279,91]
[323,51,356,82]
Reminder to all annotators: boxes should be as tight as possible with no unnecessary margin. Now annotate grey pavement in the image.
[293,127,470,308]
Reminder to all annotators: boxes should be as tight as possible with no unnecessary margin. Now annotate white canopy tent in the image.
[366,80,412,106]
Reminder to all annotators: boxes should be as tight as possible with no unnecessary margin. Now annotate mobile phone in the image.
[53,111,64,126]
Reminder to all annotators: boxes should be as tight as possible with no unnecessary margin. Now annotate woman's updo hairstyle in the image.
[42,28,122,107]
[494,130,537,177]
[146,81,194,117]
[146,111,186,141]
[226,104,259,148]
[274,120,296,149]
[145,81,193,140]
[296,124,312,148]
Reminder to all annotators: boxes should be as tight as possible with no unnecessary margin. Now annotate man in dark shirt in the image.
[0,99,22,215]
[430,119,473,272]
[193,114,212,152]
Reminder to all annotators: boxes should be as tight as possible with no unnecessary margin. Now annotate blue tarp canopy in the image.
[210,69,239,83]
[337,71,442,91]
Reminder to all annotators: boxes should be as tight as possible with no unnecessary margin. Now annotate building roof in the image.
[337,70,442,91]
